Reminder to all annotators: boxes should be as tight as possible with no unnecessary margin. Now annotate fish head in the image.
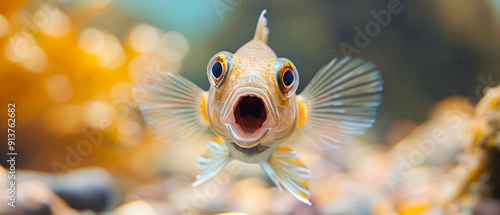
[206,39,300,149]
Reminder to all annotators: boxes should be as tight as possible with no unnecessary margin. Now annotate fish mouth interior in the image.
[234,96,267,134]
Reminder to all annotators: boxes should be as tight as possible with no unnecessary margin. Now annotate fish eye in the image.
[212,62,223,79]
[207,52,233,89]
[282,69,294,86]
[274,58,299,98]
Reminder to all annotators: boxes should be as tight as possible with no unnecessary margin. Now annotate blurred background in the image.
[1,0,500,214]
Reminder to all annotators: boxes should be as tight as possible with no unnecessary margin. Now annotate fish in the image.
[134,10,383,205]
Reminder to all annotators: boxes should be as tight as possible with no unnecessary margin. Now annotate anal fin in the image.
[261,146,311,205]
[192,138,231,187]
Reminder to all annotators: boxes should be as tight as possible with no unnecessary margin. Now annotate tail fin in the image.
[254,10,269,43]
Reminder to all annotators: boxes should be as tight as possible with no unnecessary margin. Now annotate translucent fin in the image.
[254,9,269,43]
[261,147,311,205]
[297,57,383,149]
[192,139,231,187]
[134,71,209,142]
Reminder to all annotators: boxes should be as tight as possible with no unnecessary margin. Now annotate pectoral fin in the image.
[192,138,231,187]
[297,57,383,149]
[261,147,311,205]
[134,71,209,142]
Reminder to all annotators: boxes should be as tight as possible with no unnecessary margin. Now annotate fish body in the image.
[135,10,383,205]
[207,42,297,164]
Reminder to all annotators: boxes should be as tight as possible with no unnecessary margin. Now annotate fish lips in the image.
[222,87,277,148]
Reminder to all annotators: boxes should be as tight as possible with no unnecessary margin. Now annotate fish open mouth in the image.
[234,96,267,134]
[222,87,276,148]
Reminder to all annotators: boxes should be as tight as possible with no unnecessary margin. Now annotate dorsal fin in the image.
[254,9,269,43]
